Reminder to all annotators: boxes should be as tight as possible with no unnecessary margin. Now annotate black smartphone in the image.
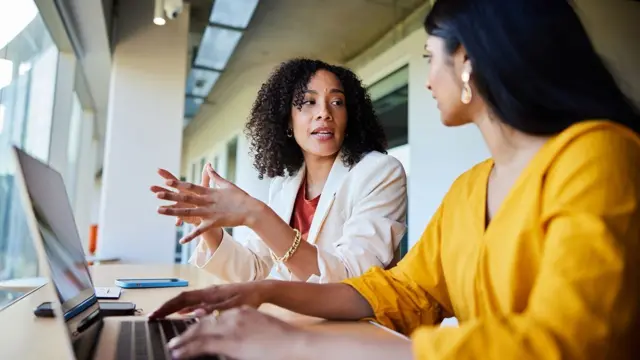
[33,301,136,318]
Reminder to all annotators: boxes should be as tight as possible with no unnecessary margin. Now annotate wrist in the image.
[258,280,285,305]
[244,199,269,228]
[201,227,223,249]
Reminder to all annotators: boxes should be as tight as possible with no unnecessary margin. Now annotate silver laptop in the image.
[11,146,220,360]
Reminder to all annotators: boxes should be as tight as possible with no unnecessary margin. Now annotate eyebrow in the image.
[304,89,345,95]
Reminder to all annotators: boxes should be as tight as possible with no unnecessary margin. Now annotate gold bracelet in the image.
[270,228,302,263]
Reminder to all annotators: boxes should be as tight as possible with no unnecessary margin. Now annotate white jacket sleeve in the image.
[188,182,279,283]
[188,229,274,282]
[307,156,407,283]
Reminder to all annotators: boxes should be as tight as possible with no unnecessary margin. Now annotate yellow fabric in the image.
[343,120,640,359]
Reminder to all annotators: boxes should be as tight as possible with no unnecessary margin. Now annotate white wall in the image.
[350,29,489,247]
[97,1,189,263]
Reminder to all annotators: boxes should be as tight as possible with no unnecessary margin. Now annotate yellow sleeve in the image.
[342,203,453,335]
[412,129,640,359]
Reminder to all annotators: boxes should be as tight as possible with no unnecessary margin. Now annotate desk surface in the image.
[0,264,404,359]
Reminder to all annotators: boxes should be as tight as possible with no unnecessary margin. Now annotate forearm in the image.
[294,330,413,360]
[261,280,373,321]
[248,203,320,280]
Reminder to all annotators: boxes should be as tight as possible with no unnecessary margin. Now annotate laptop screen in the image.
[14,147,101,359]
[15,148,95,315]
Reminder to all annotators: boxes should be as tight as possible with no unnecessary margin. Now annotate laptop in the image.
[11,146,221,360]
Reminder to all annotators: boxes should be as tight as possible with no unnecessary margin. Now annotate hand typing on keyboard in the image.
[167,306,305,360]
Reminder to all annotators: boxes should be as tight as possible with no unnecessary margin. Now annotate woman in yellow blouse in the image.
[150,0,640,359]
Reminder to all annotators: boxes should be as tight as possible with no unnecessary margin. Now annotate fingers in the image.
[150,185,172,194]
[177,303,208,315]
[201,163,212,188]
[165,179,210,195]
[158,207,210,218]
[179,220,215,244]
[148,289,212,319]
[169,334,221,360]
[205,164,230,186]
[157,168,179,182]
[168,320,229,359]
[155,191,210,206]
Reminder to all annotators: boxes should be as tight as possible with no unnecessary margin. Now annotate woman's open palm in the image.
[152,163,260,244]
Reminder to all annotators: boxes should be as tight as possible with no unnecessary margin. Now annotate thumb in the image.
[206,164,229,186]
[200,163,212,188]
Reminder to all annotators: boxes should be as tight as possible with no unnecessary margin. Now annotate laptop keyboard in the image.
[116,318,220,360]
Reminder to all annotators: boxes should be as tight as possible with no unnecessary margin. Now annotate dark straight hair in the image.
[425,0,640,135]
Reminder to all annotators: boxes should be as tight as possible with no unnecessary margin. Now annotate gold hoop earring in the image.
[461,71,472,104]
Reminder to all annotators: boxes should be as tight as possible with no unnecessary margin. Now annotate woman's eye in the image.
[423,54,432,64]
[303,100,315,105]
[332,99,344,106]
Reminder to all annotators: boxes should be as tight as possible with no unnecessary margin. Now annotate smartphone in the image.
[33,301,136,318]
[114,278,188,289]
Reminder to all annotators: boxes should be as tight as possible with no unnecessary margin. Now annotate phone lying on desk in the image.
[114,278,188,289]
[34,301,136,318]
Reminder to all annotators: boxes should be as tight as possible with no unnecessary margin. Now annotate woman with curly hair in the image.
[151,58,407,283]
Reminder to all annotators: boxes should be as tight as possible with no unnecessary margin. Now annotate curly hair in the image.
[245,58,388,179]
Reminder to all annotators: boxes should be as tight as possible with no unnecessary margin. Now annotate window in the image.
[199,157,206,184]
[370,66,409,257]
[226,137,238,184]
[0,1,60,287]
[66,93,82,205]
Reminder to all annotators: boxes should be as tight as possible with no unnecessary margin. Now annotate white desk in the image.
[0,264,405,359]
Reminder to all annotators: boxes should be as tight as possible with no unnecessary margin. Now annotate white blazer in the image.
[190,151,407,283]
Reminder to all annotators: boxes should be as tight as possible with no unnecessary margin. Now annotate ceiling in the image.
[183,0,426,131]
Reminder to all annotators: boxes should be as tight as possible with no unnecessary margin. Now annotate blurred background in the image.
[1,0,639,309]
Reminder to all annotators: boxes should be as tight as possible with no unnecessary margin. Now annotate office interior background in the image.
[1,0,639,309]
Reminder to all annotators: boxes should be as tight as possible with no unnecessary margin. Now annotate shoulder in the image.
[349,151,406,180]
[338,151,407,202]
[544,120,640,191]
[549,120,640,161]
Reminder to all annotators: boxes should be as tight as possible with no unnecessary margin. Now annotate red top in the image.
[290,181,320,242]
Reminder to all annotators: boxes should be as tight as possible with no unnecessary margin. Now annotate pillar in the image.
[97,0,189,263]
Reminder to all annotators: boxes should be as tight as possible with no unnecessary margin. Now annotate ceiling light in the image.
[184,97,204,118]
[194,26,242,70]
[187,69,220,97]
[153,0,166,25]
[209,0,259,29]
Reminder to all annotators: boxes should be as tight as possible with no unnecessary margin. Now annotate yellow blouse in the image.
[344,120,640,359]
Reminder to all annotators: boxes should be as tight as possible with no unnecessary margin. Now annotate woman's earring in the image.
[461,70,472,104]
[286,128,293,138]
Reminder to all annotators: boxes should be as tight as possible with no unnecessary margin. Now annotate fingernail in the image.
[168,338,179,349]
[158,207,167,214]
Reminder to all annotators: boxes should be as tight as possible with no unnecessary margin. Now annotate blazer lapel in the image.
[273,167,305,225]
[306,155,350,245]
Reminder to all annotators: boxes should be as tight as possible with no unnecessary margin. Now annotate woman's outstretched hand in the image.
[152,163,265,244]
[151,166,211,227]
